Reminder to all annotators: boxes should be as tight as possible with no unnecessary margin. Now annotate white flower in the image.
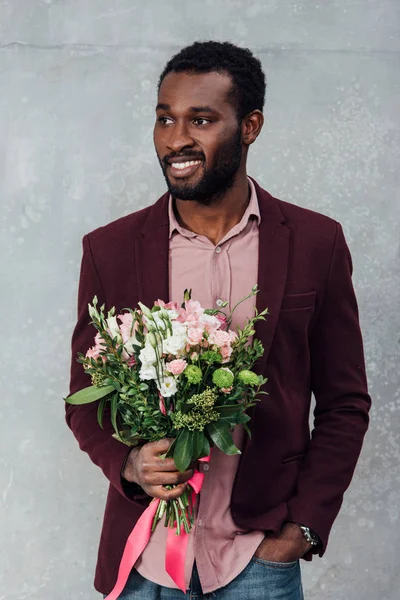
[139,343,157,365]
[151,312,168,331]
[163,333,186,356]
[157,376,178,397]
[123,335,139,355]
[139,364,158,381]
[107,315,121,340]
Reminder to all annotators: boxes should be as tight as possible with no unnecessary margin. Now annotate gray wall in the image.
[1,1,399,599]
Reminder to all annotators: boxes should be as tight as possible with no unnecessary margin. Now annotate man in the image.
[67,41,371,599]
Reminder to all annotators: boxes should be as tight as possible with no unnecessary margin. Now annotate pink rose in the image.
[187,326,204,346]
[166,358,187,376]
[220,345,233,363]
[209,329,231,347]
[228,330,238,343]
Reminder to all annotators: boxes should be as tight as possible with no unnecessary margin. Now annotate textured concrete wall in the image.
[1,1,399,599]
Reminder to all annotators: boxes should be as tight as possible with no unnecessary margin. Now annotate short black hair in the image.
[157,40,266,122]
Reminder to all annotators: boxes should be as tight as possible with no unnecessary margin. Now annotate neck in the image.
[173,171,251,246]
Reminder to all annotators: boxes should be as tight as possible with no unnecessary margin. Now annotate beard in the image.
[156,126,243,206]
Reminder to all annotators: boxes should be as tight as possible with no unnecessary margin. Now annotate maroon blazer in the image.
[66,177,371,594]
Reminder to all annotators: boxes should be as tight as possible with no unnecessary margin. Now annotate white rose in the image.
[163,333,186,356]
[139,343,157,365]
[139,364,157,381]
[157,376,178,397]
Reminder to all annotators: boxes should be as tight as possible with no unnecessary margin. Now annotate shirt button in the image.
[216,299,224,307]
[215,246,222,254]
[202,464,210,472]
[198,519,203,527]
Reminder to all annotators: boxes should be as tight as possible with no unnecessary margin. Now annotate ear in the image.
[242,110,264,146]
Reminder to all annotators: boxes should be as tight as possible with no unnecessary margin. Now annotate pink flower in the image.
[228,330,238,343]
[177,299,204,324]
[220,345,233,363]
[118,313,138,344]
[127,356,137,368]
[209,329,231,347]
[216,313,228,327]
[159,394,167,416]
[221,386,233,393]
[187,326,204,346]
[166,358,187,376]
[86,332,107,362]
[154,299,180,311]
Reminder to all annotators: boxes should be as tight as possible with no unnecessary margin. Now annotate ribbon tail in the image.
[164,454,211,593]
[166,525,191,593]
[104,499,160,600]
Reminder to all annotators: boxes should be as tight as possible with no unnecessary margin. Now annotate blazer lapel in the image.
[251,179,290,374]
[134,192,170,306]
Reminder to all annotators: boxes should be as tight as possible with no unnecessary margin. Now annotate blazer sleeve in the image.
[287,221,371,554]
[65,234,149,506]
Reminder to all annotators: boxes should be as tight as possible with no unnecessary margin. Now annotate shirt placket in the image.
[212,240,232,313]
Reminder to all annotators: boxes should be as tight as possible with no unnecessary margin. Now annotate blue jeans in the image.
[103,558,304,599]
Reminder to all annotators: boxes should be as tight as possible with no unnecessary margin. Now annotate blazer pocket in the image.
[281,291,316,310]
[282,453,305,464]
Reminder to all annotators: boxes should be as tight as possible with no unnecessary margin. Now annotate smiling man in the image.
[67,41,371,600]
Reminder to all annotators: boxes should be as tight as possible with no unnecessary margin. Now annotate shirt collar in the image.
[168,176,261,239]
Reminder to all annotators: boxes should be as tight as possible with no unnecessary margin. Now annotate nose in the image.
[166,121,195,153]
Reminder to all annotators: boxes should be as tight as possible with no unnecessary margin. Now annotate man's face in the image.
[153,71,244,204]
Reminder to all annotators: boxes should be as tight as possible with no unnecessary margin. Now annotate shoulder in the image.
[85,204,152,245]
[82,191,169,258]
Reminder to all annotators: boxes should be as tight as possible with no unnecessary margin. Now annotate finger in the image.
[151,457,179,472]
[144,469,194,487]
[151,483,189,501]
[147,438,175,456]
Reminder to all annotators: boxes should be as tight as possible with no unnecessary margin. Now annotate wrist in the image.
[121,446,140,483]
[287,521,321,548]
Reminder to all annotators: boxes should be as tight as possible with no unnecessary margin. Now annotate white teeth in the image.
[171,160,201,170]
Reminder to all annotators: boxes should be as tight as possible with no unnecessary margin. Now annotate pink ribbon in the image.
[105,455,210,599]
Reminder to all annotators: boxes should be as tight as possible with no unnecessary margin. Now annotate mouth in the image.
[167,159,203,179]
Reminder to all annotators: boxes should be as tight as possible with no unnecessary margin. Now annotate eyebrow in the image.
[156,103,220,115]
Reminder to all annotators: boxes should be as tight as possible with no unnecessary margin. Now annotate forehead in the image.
[157,71,235,113]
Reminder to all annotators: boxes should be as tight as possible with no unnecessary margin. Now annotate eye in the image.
[157,116,173,125]
[193,118,211,126]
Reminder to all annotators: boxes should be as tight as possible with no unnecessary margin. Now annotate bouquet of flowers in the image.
[66,286,268,535]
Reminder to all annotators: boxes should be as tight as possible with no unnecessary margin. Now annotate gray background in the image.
[1,1,399,598]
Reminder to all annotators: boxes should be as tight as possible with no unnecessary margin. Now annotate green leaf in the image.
[192,430,206,461]
[206,422,241,455]
[97,396,107,429]
[110,392,119,435]
[64,384,114,405]
[173,429,194,472]
[201,435,210,458]
[216,404,242,416]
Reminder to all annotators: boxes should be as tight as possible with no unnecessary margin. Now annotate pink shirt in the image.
[134,177,265,593]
